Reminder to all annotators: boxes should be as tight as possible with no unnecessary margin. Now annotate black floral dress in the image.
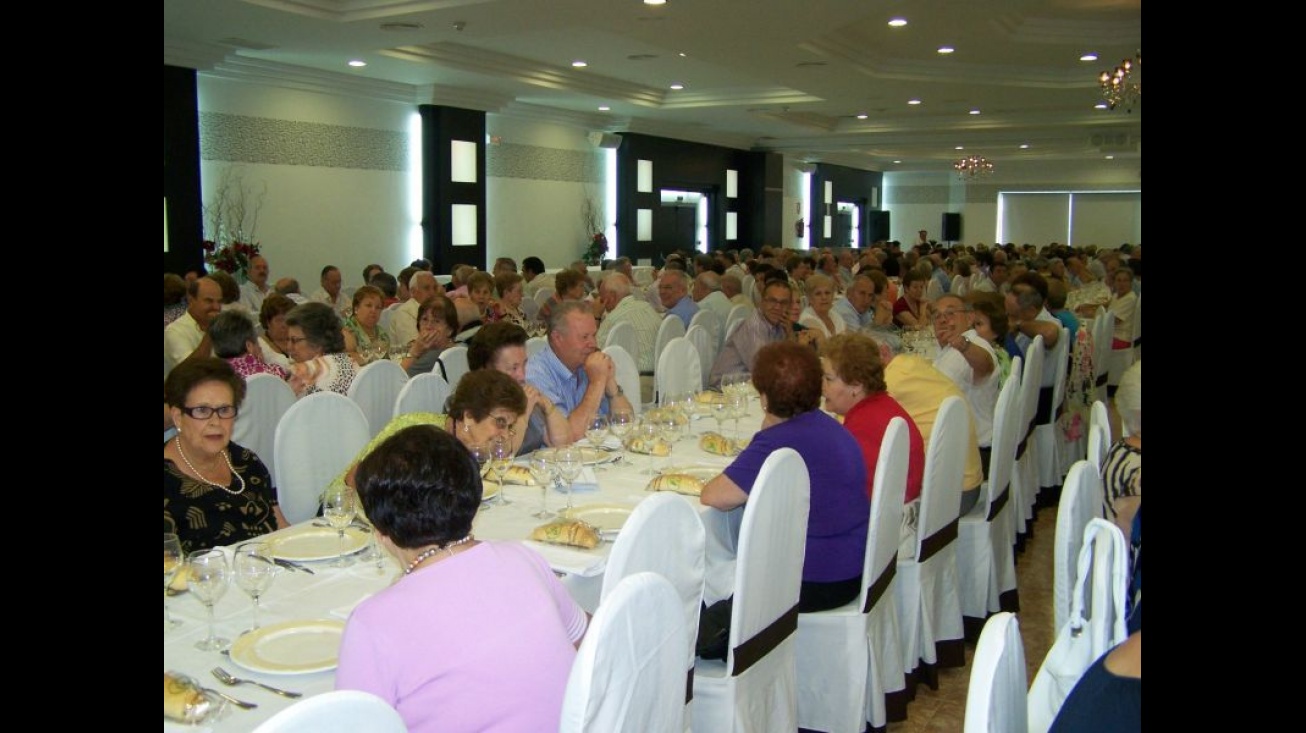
[164,441,280,554]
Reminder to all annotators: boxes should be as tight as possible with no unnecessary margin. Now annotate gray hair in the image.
[285,302,346,353]
[548,299,594,335]
[600,271,633,299]
[695,271,722,292]
[208,310,258,359]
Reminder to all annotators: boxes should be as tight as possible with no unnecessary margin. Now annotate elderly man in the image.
[311,265,350,314]
[832,273,879,331]
[164,276,223,377]
[1006,273,1062,426]
[721,274,751,308]
[708,279,791,388]
[389,271,439,348]
[238,255,272,313]
[658,270,699,328]
[932,294,1000,474]
[526,300,634,441]
[274,277,309,304]
[595,272,661,373]
[692,271,734,323]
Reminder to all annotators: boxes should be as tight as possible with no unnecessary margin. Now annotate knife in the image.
[272,558,314,574]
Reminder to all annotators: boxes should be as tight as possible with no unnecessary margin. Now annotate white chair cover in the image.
[796,418,909,733]
[346,359,410,439]
[684,324,717,391]
[894,396,967,691]
[438,344,470,392]
[231,373,296,486]
[1012,337,1044,546]
[724,305,751,344]
[1090,307,1113,404]
[534,286,555,307]
[1033,327,1070,491]
[525,335,548,359]
[601,493,706,731]
[692,448,810,733]
[654,315,687,382]
[603,344,643,416]
[1087,400,1111,469]
[273,392,370,524]
[392,372,451,418]
[561,572,690,733]
[958,363,1022,637]
[377,305,396,339]
[689,308,724,350]
[603,320,641,370]
[251,690,407,733]
[656,337,702,404]
[1053,460,1104,634]
[963,612,1028,733]
[1028,519,1129,733]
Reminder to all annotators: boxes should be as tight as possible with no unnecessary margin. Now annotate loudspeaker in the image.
[941,212,961,242]
[868,210,890,243]
[587,132,623,149]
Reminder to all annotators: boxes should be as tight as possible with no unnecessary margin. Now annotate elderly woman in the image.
[893,266,932,329]
[701,341,869,616]
[400,295,460,379]
[491,272,529,327]
[537,268,586,322]
[285,302,358,396]
[798,272,846,338]
[164,358,288,553]
[468,322,572,455]
[335,424,587,732]
[257,294,297,372]
[1102,360,1141,527]
[209,310,288,380]
[786,286,824,349]
[341,285,391,364]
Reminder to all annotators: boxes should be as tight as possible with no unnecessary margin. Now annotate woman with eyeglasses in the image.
[285,301,358,397]
[164,358,288,553]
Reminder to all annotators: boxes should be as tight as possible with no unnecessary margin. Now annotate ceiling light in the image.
[888,18,907,27]
[348,60,366,67]
[1099,52,1141,112]
[669,83,684,90]
[893,160,902,164]
[907,99,921,105]
[1019,144,1030,149]
[1105,155,1115,160]
[856,113,868,120]
[1080,53,1098,62]
[571,60,588,68]
[954,155,994,180]
[969,109,981,115]
[937,47,955,54]
[644,0,667,5]
[598,105,610,111]
[679,52,687,57]
[955,146,965,150]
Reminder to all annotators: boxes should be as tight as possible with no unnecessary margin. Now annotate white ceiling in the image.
[164,0,1141,175]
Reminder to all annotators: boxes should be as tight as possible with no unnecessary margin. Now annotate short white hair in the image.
[1115,360,1141,436]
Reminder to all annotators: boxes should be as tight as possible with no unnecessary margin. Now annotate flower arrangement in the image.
[203,239,261,279]
[580,195,608,265]
[203,166,266,281]
[583,232,608,266]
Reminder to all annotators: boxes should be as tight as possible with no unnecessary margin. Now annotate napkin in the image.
[555,466,600,493]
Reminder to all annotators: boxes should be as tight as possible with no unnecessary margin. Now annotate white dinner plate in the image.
[229,619,345,675]
[659,464,725,483]
[527,447,620,466]
[267,526,369,562]
[560,503,635,536]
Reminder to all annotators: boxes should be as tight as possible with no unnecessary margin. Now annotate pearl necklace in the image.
[404,534,475,575]
[174,437,246,496]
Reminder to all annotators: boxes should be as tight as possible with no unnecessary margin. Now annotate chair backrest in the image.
[1017,335,1045,436]
[525,335,549,359]
[602,320,640,368]
[1130,294,1142,358]
[655,336,702,403]
[653,314,686,373]
[438,344,470,392]
[689,308,724,348]
[1049,327,1070,412]
[863,418,908,612]
[984,362,1023,519]
[231,373,297,485]
[392,371,452,418]
[1087,400,1111,469]
[602,344,643,415]
[684,324,717,390]
[273,392,371,524]
[963,612,1028,733]
[252,690,407,733]
[521,294,541,320]
[915,395,968,558]
[725,304,751,341]
[1091,308,1112,399]
[1053,460,1104,633]
[346,359,410,439]
[740,275,756,304]
[561,572,689,733]
[600,492,706,679]
[534,286,555,307]
[727,447,811,674]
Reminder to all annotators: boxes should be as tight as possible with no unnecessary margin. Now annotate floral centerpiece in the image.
[203,239,262,281]
[580,195,608,265]
[203,167,266,282]
[582,232,608,266]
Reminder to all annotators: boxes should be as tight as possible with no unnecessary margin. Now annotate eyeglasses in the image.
[762,297,790,307]
[180,405,238,420]
[933,308,971,321]
[492,416,518,437]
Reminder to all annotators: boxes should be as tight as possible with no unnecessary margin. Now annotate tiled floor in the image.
[885,504,1058,733]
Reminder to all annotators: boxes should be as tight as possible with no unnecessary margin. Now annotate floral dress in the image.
[292,352,358,396]
[343,316,391,354]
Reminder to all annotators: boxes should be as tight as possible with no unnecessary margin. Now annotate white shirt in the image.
[798,306,847,338]
[239,281,271,314]
[698,290,734,324]
[311,288,350,316]
[388,298,422,348]
[163,310,204,378]
[933,328,1000,447]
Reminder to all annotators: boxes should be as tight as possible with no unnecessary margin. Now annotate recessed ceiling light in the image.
[856,113,869,120]
[571,60,588,68]
[937,47,955,54]
[598,105,610,111]
[955,146,965,150]
[348,60,366,67]
[1094,102,1108,110]
[679,52,687,57]
[888,18,907,27]
[1019,144,1030,149]
[907,99,921,105]
[1080,53,1098,62]
[644,0,666,5]
[969,109,981,115]
[893,160,902,164]
[669,83,684,90]
[1104,155,1115,160]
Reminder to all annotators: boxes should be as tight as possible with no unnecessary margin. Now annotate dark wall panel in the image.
[164,65,205,276]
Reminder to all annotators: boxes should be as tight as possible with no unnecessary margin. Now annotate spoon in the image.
[211,667,303,698]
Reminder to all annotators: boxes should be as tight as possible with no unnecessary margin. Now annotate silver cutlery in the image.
[271,558,314,574]
[313,520,372,532]
[211,667,303,698]
[202,686,258,709]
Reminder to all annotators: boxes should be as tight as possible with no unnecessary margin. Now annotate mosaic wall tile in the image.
[200,112,406,171]
[488,143,601,183]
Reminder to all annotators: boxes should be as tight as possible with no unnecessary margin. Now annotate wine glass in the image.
[585,414,610,470]
[187,548,230,652]
[322,485,358,568]
[655,412,681,473]
[465,442,493,508]
[631,417,662,476]
[727,391,749,442]
[554,445,583,512]
[710,398,731,438]
[608,408,633,467]
[527,451,557,519]
[164,526,184,631]
[488,436,514,505]
[232,542,277,633]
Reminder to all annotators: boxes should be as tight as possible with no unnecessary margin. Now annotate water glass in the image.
[164,529,184,631]
[187,549,231,652]
[233,542,277,633]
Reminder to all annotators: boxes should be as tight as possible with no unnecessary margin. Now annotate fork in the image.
[202,686,259,709]
[211,667,303,698]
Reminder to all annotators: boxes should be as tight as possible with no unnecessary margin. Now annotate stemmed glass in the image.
[586,414,610,470]
[466,442,492,508]
[608,409,633,467]
[655,412,681,473]
[710,398,731,438]
[528,451,557,519]
[233,542,277,633]
[554,445,583,513]
[488,436,514,505]
[322,485,358,568]
[632,417,662,476]
[164,525,184,630]
[727,391,749,443]
[187,549,230,652]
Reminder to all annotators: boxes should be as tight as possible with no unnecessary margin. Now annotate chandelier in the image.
[953,155,993,180]
[1099,52,1141,111]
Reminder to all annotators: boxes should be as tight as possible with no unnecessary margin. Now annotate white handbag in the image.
[1027,518,1129,733]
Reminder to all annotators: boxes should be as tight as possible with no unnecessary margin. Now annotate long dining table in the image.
[164,397,763,731]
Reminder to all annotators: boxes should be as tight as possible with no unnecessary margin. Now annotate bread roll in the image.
[646,473,706,496]
[164,672,213,722]
[530,519,601,549]
[699,431,746,456]
[501,464,537,485]
[626,436,671,456]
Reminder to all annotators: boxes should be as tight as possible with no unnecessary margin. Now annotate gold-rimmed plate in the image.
[229,619,345,675]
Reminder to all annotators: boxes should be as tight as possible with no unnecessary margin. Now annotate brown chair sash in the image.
[1034,385,1055,426]
[917,517,959,563]
[986,483,1010,521]
[1095,372,1108,387]
[685,667,694,704]
[731,603,799,676]
[862,554,898,613]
